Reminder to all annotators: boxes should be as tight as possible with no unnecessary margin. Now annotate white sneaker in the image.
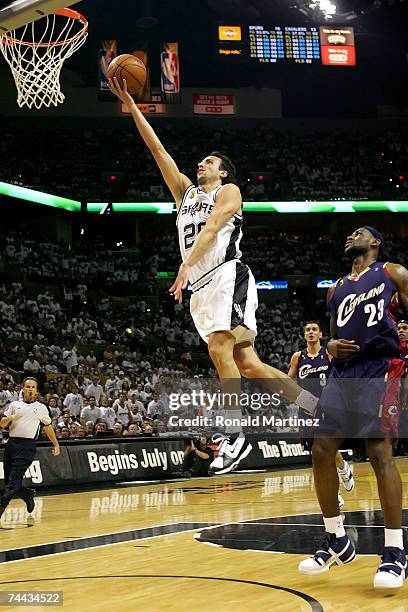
[373,547,407,589]
[338,461,355,492]
[338,493,344,508]
[298,532,356,575]
[210,432,252,475]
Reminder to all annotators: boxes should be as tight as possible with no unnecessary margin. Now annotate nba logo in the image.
[161,51,180,93]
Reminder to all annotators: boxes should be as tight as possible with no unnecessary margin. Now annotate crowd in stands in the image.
[1,123,408,201]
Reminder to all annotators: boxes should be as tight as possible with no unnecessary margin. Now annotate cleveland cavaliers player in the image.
[109,77,318,474]
[288,321,354,507]
[299,227,408,590]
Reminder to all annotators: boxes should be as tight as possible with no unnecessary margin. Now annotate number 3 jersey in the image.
[328,262,400,363]
[176,184,243,290]
[296,347,331,398]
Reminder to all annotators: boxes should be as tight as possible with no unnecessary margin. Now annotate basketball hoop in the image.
[0,8,88,109]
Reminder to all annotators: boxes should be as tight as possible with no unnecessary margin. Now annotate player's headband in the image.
[363,226,385,257]
[398,320,408,325]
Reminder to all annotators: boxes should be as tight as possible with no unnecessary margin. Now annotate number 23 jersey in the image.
[328,262,400,362]
[176,184,243,288]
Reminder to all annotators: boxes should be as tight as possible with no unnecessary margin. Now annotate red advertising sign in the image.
[320,27,356,66]
[193,94,235,115]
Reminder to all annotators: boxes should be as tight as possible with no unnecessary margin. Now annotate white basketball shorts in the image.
[190,260,258,344]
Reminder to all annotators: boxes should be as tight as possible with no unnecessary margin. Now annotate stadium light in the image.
[309,0,337,19]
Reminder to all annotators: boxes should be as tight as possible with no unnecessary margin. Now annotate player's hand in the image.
[52,445,61,457]
[108,77,134,108]
[327,339,360,359]
[169,263,190,304]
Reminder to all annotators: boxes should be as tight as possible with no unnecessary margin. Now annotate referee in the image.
[0,377,60,520]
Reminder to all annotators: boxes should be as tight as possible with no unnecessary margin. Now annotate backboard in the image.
[0,0,82,33]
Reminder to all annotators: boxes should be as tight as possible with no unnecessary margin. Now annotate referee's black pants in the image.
[1,437,36,508]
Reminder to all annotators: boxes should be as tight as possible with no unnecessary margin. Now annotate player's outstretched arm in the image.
[169,184,241,302]
[109,77,192,205]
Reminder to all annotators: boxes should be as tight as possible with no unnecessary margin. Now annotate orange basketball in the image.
[107,54,147,95]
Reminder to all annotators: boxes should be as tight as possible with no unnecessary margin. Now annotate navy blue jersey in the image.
[296,346,332,398]
[328,262,400,363]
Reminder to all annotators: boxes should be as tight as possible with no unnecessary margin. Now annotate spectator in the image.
[100,396,116,430]
[85,375,104,404]
[113,422,124,437]
[23,353,41,374]
[80,396,102,425]
[63,384,84,418]
[112,392,131,427]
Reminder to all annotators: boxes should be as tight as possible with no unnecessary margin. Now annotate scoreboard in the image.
[218,25,356,66]
[249,26,320,64]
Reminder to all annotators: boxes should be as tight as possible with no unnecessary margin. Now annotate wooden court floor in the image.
[1,459,408,611]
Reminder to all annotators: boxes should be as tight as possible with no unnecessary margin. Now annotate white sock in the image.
[295,389,318,415]
[324,515,346,538]
[384,528,404,550]
[224,409,243,434]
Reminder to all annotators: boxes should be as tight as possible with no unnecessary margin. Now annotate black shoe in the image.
[171,470,192,479]
[26,489,36,514]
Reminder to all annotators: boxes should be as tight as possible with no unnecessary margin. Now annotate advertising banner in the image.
[98,40,117,94]
[161,42,180,103]
[320,27,356,66]
[0,436,310,489]
[193,94,235,115]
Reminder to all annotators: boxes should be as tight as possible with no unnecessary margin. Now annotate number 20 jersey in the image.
[176,184,243,289]
[328,262,400,363]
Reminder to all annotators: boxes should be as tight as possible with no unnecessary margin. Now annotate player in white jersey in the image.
[110,78,319,474]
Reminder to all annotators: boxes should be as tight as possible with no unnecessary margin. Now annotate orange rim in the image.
[0,8,88,48]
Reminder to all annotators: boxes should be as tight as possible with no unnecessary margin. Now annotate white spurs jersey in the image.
[176,184,243,290]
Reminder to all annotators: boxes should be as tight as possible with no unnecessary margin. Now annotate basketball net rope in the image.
[0,13,87,109]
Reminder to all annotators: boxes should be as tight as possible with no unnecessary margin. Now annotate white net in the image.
[0,8,88,109]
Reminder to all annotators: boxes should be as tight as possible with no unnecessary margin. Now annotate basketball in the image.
[107,54,147,94]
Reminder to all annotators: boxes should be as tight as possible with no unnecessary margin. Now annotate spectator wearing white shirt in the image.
[80,396,102,425]
[131,383,148,404]
[48,396,61,427]
[0,382,11,413]
[63,385,84,417]
[62,343,78,373]
[104,373,117,394]
[112,393,131,427]
[147,393,163,417]
[129,403,144,426]
[85,375,103,404]
[58,409,80,433]
[6,382,18,404]
[116,371,130,392]
[23,353,41,374]
[100,397,116,430]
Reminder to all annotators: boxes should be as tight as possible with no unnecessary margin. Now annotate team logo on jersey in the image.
[337,282,385,327]
[33,407,38,414]
[233,303,244,319]
[298,364,329,379]
[189,190,196,199]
